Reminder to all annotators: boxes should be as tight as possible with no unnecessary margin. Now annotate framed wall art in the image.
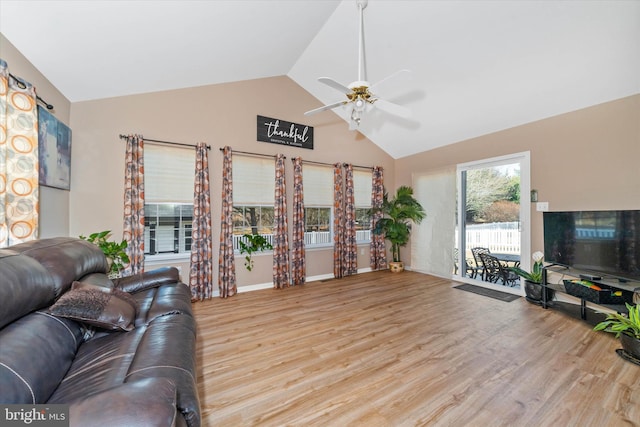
[38,105,72,190]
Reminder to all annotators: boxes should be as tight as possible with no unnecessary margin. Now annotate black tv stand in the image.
[579,273,602,281]
[541,265,639,320]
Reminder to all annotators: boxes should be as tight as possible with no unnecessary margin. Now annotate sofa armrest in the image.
[113,267,181,294]
[69,378,178,427]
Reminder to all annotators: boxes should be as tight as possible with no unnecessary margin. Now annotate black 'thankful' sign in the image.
[257,115,313,150]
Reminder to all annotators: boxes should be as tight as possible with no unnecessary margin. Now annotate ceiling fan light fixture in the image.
[350,108,362,127]
[303,0,410,129]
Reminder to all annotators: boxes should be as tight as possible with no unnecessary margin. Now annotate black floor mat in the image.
[453,283,520,302]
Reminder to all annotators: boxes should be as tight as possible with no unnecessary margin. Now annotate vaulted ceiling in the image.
[1,0,638,159]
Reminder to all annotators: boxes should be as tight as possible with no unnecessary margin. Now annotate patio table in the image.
[493,253,521,268]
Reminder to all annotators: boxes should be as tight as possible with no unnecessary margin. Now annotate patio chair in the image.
[479,252,519,287]
[453,248,474,277]
[470,247,490,280]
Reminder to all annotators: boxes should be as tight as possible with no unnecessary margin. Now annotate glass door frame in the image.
[454,151,532,295]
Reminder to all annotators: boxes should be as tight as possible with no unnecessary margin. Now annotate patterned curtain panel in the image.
[273,154,290,289]
[333,163,344,278]
[370,166,387,270]
[291,157,306,286]
[218,146,237,298]
[122,135,145,275]
[343,164,357,276]
[189,142,213,301]
[0,60,39,248]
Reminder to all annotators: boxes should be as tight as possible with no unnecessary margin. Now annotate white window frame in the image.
[232,156,276,254]
[304,206,333,249]
[354,169,373,244]
[144,144,195,262]
[302,164,335,249]
[455,151,531,294]
[232,204,275,253]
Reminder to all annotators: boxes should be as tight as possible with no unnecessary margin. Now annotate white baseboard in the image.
[211,268,375,298]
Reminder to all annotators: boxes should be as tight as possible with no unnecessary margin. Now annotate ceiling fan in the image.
[304,0,411,130]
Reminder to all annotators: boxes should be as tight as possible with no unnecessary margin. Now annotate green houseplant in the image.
[509,251,554,304]
[238,233,273,271]
[594,303,640,359]
[372,185,426,273]
[80,230,130,277]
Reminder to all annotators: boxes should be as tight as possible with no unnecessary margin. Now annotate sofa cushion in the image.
[134,283,194,327]
[47,328,145,404]
[125,314,200,427]
[76,273,114,288]
[9,237,108,298]
[68,378,178,427]
[49,287,137,332]
[0,250,55,329]
[113,266,180,294]
[0,312,83,403]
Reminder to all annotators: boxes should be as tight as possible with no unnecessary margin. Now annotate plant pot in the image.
[620,333,640,360]
[389,261,404,273]
[524,279,554,305]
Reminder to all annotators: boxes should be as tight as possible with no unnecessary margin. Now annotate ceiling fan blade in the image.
[304,100,347,116]
[373,98,412,119]
[318,77,352,95]
[369,69,411,93]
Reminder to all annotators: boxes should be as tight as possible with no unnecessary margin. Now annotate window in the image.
[301,166,373,247]
[353,169,372,243]
[233,156,275,252]
[233,205,274,235]
[144,144,195,257]
[145,203,193,255]
[303,165,333,247]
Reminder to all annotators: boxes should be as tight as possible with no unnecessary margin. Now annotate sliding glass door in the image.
[455,153,531,293]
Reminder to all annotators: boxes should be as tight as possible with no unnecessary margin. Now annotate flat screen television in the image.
[543,210,640,282]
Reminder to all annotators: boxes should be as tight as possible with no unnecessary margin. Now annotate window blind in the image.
[145,144,196,203]
[233,156,275,204]
[353,169,372,207]
[302,164,333,207]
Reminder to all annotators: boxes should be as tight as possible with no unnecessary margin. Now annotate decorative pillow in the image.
[71,281,139,314]
[49,287,136,331]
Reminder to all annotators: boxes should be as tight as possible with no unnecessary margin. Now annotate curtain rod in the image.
[8,73,54,110]
[219,148,283,160]
[119,134,211,150]
[291,158,374,171]
[345,163,375,171]
[293,159,334,168]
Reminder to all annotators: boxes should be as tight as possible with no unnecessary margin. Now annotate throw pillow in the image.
[71,281,139,314]
[49,287,136,331]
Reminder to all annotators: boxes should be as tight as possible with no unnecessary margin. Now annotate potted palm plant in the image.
[371,185,426,273]
[80,230,129,278]
[594,303,640,360]
[510,251,554,304]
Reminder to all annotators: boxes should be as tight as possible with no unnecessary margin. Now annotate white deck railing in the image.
[457,222,521,254]
[232,230,372,251]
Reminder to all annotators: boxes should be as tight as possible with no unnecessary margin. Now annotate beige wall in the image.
[69,76,395,287]
[1,34,72,238]
[396,94,640,262]
[4,31,639,284]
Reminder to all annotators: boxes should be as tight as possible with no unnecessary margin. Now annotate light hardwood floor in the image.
[193,271,639,427]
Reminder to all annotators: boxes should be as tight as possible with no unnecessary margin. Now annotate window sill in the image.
[145,253,191,265]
